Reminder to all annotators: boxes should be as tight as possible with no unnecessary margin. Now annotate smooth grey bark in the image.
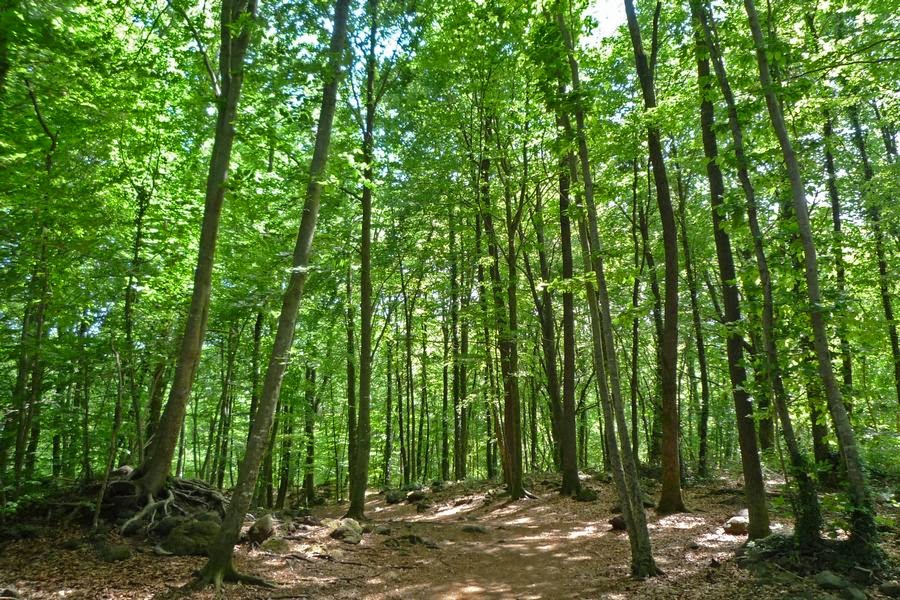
[135,0,257,497]
[554,4,659,576]
[198,0,349,585]
[622,0,684,514]
[742,0,876,556]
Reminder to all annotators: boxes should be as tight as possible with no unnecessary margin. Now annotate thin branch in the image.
[167,0,221,98]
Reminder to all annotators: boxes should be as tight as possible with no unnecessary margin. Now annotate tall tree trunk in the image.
[531,184,564,467]
[554,5,659,576]
[303,366,318,506]
[629,161,645,467]
[198,0,349,584]
[275,392,293,509]
[823,113,854,401]
[694,0,820,547]
[383,341,393,486]
[135,0,257,497]
[558,151,580,497]
[673,157,711,479]
[441,316,450,481]
[743,0,876,555]
[124,185,149,463]
[849,108,900,410]
[345,262,358,494]
[690,9,769,538]
[623,0,684,514]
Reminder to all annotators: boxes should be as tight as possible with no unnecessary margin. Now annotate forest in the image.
[0,0,898,597]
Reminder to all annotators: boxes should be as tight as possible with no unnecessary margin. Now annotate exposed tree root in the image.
[121,490,176,535]
[195,561,276,591]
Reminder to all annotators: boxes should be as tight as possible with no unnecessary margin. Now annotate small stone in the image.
[815,570,850,591]
[848,566,874,585]
[462,524,488,534]
[406,490,427,503]
[840,587,867,600]
[878,581,900,598]
[688,540,700,549]
[260,537,291,554]
[329,519,363,545]
[609,515,627,531]
[724,515,749,535]
[96,542,132,562]
[575,488,598,502]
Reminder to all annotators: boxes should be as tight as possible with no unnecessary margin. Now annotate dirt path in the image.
[1,477,889,599]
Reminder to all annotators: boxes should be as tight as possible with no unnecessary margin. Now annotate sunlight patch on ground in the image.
[566,522,603,539]
[654,514,708,530]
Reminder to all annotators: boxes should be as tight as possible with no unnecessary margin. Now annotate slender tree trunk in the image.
[383,341,393,486]
[441,316,450,481]
[247,310,264,434]
[623,0,684,514]
[275,392,293,509]
[743,0,876,555]
[673,157,711,479]
[303,366,317,506]
[823,113,854,401]
[558,151,580,497]
[690,10,769,538]
[135,0,257,497]
[198,0,349,584]
[849,108,900,410]
[554,5,659,575]
[345,266,357,492]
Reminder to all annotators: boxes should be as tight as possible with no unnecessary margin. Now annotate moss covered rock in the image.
[260,537,291,554]
[162,518,220,556]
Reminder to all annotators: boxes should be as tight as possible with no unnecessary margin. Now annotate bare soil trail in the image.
[0,477,896,599]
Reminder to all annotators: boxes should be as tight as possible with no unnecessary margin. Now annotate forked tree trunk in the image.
[694,0,820,547]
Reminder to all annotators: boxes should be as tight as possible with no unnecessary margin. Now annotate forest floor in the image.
[1,474,897,599]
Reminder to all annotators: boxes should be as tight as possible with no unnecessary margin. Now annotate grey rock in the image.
[815,570,850,591]
[373,524,391,535]
[840,587,867,600]
[260,537,291,554]
[724,515,749,535]
[95,542,132,562]
[879,581,900,598]
[385,490,404,505]
[329,519,363,545]
[162,519,220,555]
